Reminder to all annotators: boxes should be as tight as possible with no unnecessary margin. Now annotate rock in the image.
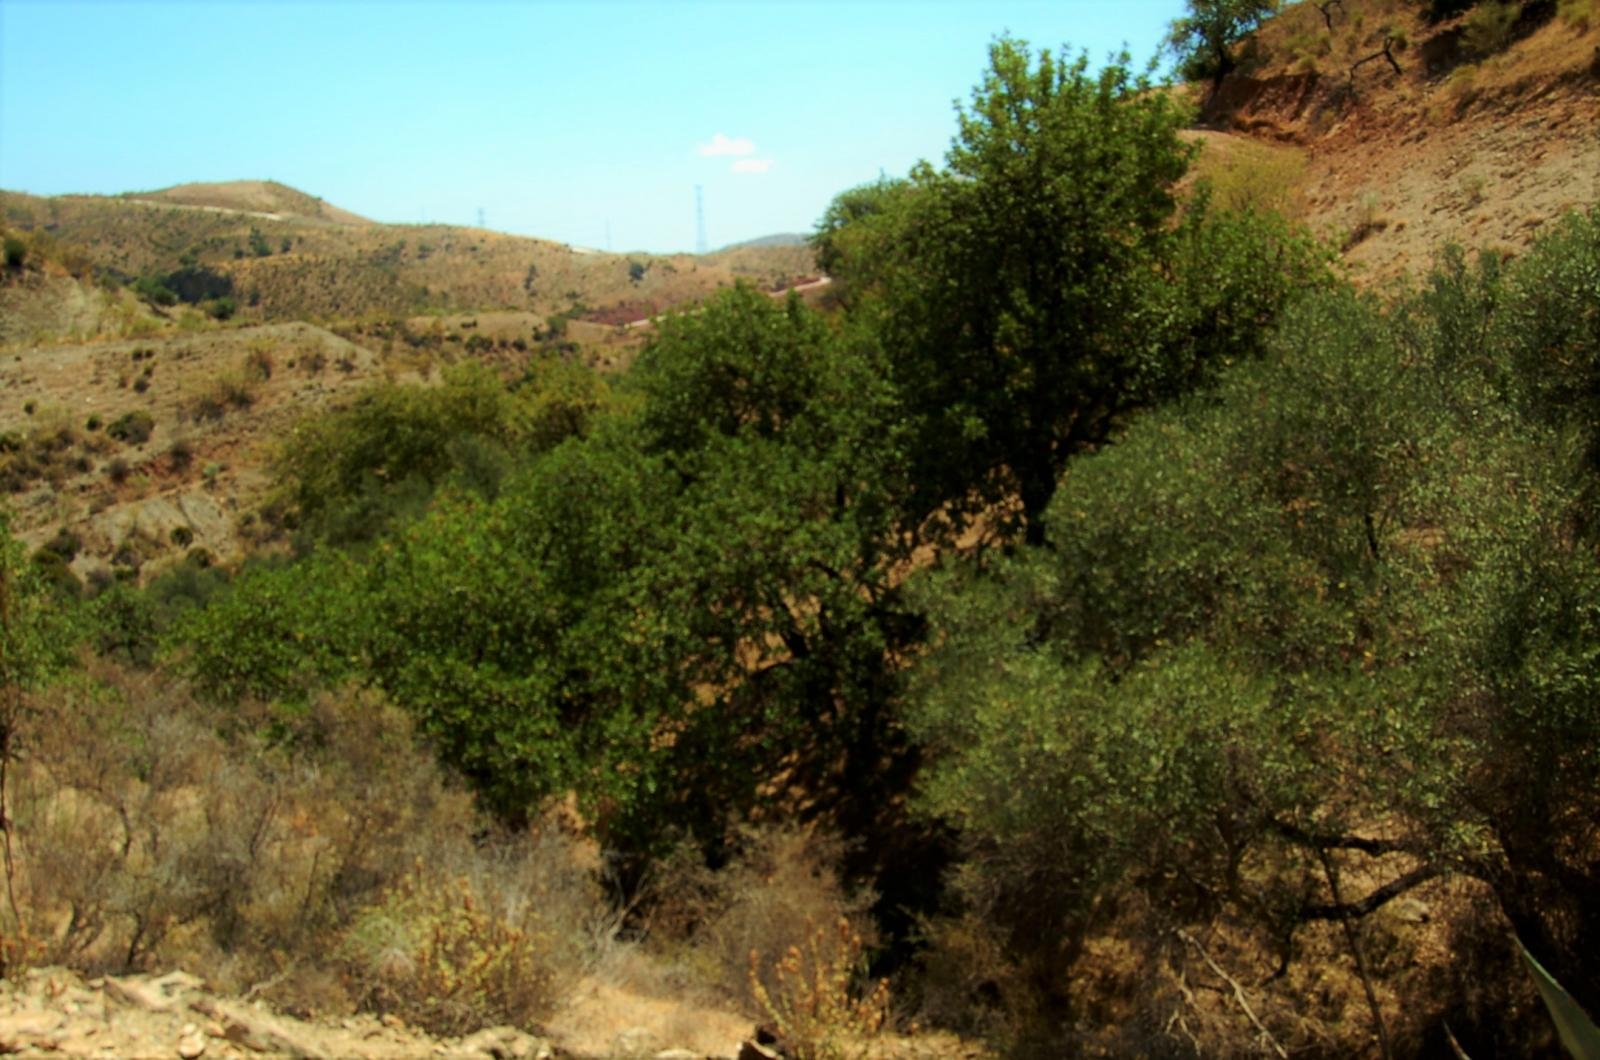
[178,1031,208,1058]
[104,976,174,1012]
[654,1050,704,1060]
[737,1041,782,1060]
[189,997,332,1060]
[611,1026,656,1058]
[0,1010,62,1050]
[457,1026,555,1060]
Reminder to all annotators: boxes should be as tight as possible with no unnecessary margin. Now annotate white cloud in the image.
[731,158,775,174]
[699,132,755,157]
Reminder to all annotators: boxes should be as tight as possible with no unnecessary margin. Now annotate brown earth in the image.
[1191,0,1599,282]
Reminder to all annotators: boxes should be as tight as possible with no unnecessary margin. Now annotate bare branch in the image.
[1300,864,1445,922]
[1177,929,1289,1059]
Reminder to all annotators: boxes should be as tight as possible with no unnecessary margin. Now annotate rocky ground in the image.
[0,967,979,1060]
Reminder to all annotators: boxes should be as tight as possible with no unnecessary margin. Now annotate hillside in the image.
[1187,0,1599,281]
[2,6,1600,1056]
[123,179,375,225]
[0,185,816,343]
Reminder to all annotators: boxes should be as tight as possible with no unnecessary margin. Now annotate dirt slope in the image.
[1193,0,1599,281]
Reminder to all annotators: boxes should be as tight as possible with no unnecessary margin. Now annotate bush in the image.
[107,411,155,445]
[339,862,560,1035]
[5,665,599,1017]
[749,918,892,1060]
[167,437,194,469]
[3,236,25,270]
[1463,0,1519,58]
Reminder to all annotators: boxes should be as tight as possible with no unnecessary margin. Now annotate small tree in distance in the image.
[1165,0,1277,92]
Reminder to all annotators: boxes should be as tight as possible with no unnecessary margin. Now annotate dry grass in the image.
[749,918,892,1060]
[1,660,604,1026]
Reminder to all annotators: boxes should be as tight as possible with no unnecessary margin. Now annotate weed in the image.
[749,918,893,1060]
[340,862,559,1036]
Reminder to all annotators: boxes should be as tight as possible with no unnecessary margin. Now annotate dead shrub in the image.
[673,826,878,1017]
[2,658,608,1024]
[338,861,560,1036]
[748,917,892,1060]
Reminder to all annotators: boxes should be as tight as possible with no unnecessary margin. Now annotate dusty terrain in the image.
[0,964,977,1060]
[1195,1,1599,281]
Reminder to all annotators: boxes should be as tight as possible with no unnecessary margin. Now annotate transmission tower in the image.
[695,185,707,255]
[477,207,486,229]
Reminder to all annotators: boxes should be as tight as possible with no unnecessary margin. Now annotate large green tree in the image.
[818,38,1323,547]
[906,216,1600,1041]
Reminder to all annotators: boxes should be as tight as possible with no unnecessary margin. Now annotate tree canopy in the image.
[1165,0,1276,90]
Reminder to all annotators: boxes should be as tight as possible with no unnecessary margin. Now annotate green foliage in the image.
[1,513,77,698]
[1165,0,1277,88]
[818,39,1327,547]
[176,550,366,704]
[106,410,155,445]
[3,236,25,270]
[1521,940,1600,1060]
[132,274,179,307]
[905,216,1600,1027]
[273,362,597,547]
[834,39,1201,543]
[184,288,918,861]
[810,177,911,307]
[1463,0,1519,58]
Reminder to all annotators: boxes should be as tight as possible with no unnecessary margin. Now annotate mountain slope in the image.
[1188,0,1599,281]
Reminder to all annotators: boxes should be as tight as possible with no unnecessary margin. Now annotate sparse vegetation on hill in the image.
[1,4,1598,1058]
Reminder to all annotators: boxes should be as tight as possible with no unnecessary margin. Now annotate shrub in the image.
[107,411,155,445]
[3,665,597,1014]
[244,345,274,382]
[3,236,25,270]
[339,863,560,1036]
[1559,0,1593,30]
[749,918,893,1060]
[1463,0,1519,58]
[167,437,194,469]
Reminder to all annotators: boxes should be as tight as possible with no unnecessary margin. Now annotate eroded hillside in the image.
[1188,0,1599,280]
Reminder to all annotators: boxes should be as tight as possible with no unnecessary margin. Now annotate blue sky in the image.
[0,1,1185,253]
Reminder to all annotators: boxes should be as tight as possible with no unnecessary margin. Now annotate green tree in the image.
[822,38,1322,546]
[906,218,1600,1037]
[1164,0,1276,92]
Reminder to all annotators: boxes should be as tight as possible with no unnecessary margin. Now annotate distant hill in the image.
[121,180,372,225]
[0,183,818,331]
[716,232,810,250]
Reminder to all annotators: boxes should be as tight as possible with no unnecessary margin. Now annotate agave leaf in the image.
[1443,1022,1473,1060]
[1520,938,1600,1060]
